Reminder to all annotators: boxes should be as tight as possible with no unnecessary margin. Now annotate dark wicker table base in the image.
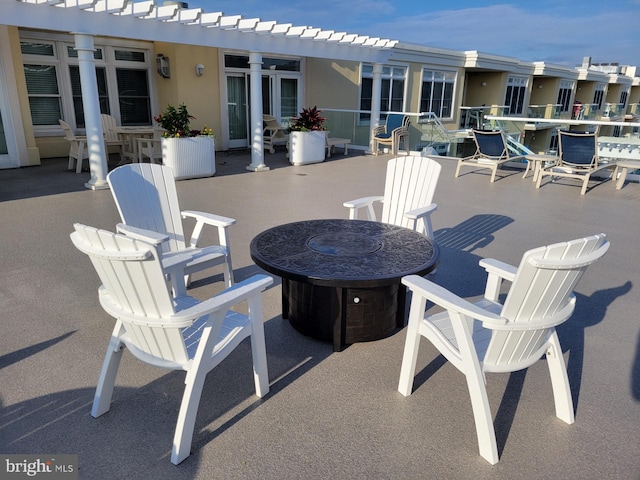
[283,279,403,351]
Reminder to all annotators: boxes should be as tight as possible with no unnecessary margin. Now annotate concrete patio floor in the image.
[1,148,639,479]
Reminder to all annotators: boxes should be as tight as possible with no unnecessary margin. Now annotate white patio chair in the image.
[455,129,525,182]
[101,113,125,160]
[107,163,235,292]
[59,119,89,173]
[398,233,609,464]
[70,223,272,465]
[343,155,441,240]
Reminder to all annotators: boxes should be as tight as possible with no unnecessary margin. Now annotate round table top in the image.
[250,219,439,288]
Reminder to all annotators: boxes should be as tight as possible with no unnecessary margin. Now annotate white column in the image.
[369,63,383,153]
[74,33,108,190]
[246,52,269,171]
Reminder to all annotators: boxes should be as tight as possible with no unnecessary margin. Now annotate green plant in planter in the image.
[288,106,327,132]
[154,103,196,138]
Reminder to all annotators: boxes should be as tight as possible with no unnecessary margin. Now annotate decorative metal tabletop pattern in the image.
[250,219,437,287]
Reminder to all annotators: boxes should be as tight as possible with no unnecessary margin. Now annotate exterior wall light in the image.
[195,64,205,76]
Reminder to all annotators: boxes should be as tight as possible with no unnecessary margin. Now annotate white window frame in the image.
[19,31,156,136]
[359,63,408,124]
[556,80,574,113]
[504,76,529,116]
[419,68,457,121]
[593,83,606,110]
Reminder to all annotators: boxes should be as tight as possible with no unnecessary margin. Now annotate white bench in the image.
[326,136,351,157]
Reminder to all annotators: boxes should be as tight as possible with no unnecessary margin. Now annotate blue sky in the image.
[187,0,640,68]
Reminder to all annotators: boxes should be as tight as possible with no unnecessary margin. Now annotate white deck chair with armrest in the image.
[343,155,441,241]
[59,119,89,173]
[107,163,235,292]
[70,223,272,465]
[398,233,609,464]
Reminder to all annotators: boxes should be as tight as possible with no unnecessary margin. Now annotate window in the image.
[504,76,528,115]
[593,83,606,110]
[556,80,574,113]
[420,69,456,119]
[20,34,154,132]
[21,41,62,126]
[619,87,629,108]
[359,63,407,122]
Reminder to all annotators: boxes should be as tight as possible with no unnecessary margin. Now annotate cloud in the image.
[370,5,640,67]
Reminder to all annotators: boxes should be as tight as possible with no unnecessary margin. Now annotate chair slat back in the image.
[59,120,77,141]
[70,224,189,364]
[263,114,286,140]
[381,156,441,232]
[484,234,608,369]
[472,130,507,159]
[559,131,598,167]
[107,164,186,254]
[101,114,120,143]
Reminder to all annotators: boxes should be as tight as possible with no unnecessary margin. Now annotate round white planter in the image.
[289,131,326,165]
[162,137,215,180]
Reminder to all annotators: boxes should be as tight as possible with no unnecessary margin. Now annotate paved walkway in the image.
[1,150,638,479]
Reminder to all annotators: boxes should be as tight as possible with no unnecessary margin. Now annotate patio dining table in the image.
[115,126,156,163]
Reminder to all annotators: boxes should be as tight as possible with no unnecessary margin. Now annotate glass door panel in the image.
[227,74,247,147]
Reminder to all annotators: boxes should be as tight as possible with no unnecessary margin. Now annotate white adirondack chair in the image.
[107,163,235,292]
[343,155,441,240]
[70,223,272,465]
[59,119,89,173]
[101,113,124,160]
[398,233,609,464]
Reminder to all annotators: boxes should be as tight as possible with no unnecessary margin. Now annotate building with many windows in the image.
[1,0,639,183]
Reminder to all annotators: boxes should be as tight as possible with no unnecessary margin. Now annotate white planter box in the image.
[162,137,215,180]
[289,131,326,165]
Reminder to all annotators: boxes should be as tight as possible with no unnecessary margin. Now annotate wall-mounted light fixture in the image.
[156,54,170,78]
[480,81,487,87]
[195,64,205,76]
[538,84,543,89]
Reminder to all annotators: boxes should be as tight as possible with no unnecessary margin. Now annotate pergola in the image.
[3,0,397,188]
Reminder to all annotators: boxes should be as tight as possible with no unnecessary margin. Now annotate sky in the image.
[186,0,640,69]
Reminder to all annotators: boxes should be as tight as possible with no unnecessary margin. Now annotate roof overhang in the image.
[532,61,579,80]
[463,50,534,75]
[3,0,397,63]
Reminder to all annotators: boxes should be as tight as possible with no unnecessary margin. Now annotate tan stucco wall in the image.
[306,58,360,110]
[154,42,222,145]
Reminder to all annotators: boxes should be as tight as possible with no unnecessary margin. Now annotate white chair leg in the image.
[398,294,428,396]
[248,295,270,398]
[223,257,234,288]
[172,369,207,465]
[545,333,575,424]
[465,369,499,464]
[92,329,125,418]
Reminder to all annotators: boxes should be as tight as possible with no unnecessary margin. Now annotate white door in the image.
[225,72,300,148]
